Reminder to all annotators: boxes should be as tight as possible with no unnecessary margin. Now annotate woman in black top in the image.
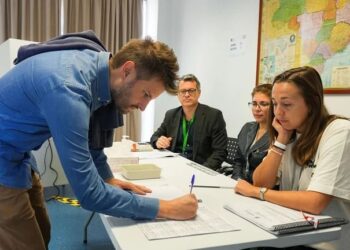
[231,84,272,183]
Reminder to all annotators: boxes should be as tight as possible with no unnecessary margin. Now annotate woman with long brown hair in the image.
[235,66,350,250]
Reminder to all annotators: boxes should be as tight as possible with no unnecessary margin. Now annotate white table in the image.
[101,144,341,250]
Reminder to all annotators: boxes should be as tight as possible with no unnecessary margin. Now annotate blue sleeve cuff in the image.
[133,195,159,219]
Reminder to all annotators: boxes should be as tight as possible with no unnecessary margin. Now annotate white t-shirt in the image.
[278,119,350,250]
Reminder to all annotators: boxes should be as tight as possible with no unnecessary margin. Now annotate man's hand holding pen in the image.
[157,194,198,220]
[156,173,199,220]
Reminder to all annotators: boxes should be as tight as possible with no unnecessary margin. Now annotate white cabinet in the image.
[0,38,68,187]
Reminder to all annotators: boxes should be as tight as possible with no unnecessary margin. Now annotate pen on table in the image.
[190,174,195,194]
[191,185,233,189]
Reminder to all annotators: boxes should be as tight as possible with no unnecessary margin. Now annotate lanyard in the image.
[182,116,194,153]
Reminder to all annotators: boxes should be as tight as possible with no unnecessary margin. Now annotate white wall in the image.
[155,0,261,137]
[325,95,350,117]
[153,0,350,138]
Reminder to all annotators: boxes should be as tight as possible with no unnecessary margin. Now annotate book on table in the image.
[224,195,347,235]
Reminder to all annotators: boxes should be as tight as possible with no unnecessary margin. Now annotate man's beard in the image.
[111,78,136,114]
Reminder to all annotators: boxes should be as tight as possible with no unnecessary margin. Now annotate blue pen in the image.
[190,174,195,194]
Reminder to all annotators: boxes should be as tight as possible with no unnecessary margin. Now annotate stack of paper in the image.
[138,205,238,240]
[107,183,240,240]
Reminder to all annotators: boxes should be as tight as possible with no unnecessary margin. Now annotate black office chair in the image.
[217,137,239,176]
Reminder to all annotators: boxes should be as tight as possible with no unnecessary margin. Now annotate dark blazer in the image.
[150,103,227,170]
[231,122,269,183]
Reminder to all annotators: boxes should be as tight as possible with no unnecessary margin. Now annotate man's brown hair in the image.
[110,37,179,95]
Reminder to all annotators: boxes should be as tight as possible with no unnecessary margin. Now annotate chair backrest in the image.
[226,137,239,165]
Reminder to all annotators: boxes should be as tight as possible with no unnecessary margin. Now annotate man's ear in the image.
[122,61,136,78]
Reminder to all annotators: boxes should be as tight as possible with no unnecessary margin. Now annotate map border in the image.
[256,0,350,94]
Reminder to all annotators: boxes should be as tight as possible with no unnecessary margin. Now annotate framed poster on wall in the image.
[256,0,350,94]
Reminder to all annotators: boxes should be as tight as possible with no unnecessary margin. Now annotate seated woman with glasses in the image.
[230,83,272,183]
[235,66,350,250]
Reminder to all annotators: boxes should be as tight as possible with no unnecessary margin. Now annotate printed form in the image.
[139,183,238,240]
[107,183,239,240]
[138,205,238,240]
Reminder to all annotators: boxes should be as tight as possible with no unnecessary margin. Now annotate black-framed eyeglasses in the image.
[248,101,270,109]
[178,88,197,96]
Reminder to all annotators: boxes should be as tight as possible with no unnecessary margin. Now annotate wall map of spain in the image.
[258,0,350,92]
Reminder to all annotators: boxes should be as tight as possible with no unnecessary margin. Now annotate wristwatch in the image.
[259,187,268,201]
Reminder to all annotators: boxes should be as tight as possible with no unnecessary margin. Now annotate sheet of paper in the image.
[185,161,219,176]
[130,150,179,159]
[138,205,239,240]
[107,183,239,240]
[142,183,186,200]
